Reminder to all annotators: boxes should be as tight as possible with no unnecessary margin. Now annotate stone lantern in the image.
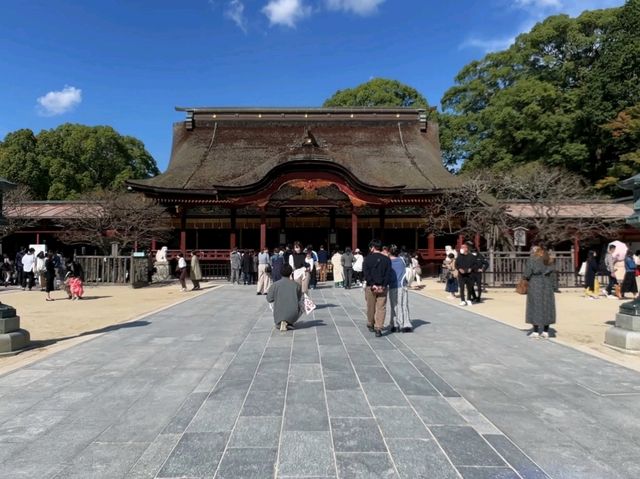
[0,178,31,356]
[605,173,640,351]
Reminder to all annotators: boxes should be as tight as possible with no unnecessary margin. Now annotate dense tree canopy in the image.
[440,0,640,190]
[0,124,159,200]
[323,78,429,108]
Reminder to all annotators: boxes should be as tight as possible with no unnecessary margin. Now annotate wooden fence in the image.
[482,250,577,287]
[76,255,149,287]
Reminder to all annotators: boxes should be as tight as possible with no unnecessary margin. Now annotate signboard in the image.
[513,228,527,247]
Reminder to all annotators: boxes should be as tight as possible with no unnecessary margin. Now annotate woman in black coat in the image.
[524,245,556,338]
[44,252,57,301]
[584,250,600,299]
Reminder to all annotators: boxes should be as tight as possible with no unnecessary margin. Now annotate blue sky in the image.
[0,0,625,171]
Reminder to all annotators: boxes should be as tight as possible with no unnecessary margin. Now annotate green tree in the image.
[440,3,640,185]
[0,129,49,199]
[0,124,159,200]
[324,78,429,108]
[597,103,640,190]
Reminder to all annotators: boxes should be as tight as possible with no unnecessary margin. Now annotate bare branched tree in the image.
[57,190,173,254]
[424,164,624,250]
[1,185,39,240]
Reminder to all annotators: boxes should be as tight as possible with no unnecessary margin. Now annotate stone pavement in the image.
[1,286,640,478]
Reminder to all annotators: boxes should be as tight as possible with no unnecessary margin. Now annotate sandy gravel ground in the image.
[0,281,220,374]
[417,278,640,372]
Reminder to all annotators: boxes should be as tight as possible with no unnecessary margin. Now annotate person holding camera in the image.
[363,239,391,337]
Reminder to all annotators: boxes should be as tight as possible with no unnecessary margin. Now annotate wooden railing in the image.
[76,255,149,287]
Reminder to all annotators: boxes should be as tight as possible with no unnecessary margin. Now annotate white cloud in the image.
[262,0,311,27]
[462,0,624,52]
[514,0,561,8]
[225,0,248,32]
[325,0,385,15]
[36,86,82,116]
[461,36,516,53]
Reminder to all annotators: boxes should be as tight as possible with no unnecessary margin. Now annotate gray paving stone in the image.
[331,418,386,452]
[408,396,467,426]
[289,363,322,382]
[209,379,252,401]
[387,438,459,479]
[3,287,640,479]
[216,447,277,479]
[335,452,398,478]
[431,426,506,467]
[125,433,181,479]
[447,397,502,435]
[157,432,227,478]
[457,466,521,479]
[484,434,549,479]
[324,370,360,390]
[278,430,335,477]
[54,442,148,479]
[409,360,460,397]
[252,371,289,391]
[373,407,429,439]
[392,373,440,396]
[361,382,409,407]
[3,461,66,479]
[354,366,394,384]
[162,392,209,434]
[292,345,320,363]
[0,409,69,443]
[241,388,285,417]
[186,398,243,433]
[326,389,372,417]
[229,416,281,448]
[284,400,329,431]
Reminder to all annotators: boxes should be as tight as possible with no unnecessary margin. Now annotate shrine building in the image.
[126,107,461,261]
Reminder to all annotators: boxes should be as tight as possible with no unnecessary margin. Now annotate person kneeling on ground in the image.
[266,263,302,332]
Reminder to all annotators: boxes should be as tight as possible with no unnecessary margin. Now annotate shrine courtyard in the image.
[1,285,640,478]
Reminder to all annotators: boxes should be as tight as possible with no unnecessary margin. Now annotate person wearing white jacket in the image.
[21,248,36,291]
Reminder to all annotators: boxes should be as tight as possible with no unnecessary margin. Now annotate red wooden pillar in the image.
[427,234,435,259]
[36,233,40,244]
[457,234,464,249]
[151,238,157,251]
[180,231,186,254]
[351,210,358,250]
[573,236,580,269]
[474,233,481,250]
[260,212,267,250]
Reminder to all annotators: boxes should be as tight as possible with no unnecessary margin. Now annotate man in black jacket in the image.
[455,244,475,306]
[363,239,392,337]
[469,243,488,303]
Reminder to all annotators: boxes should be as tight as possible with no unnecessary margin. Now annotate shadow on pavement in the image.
[315,303,338,310]
[294,319,327,329]
[28,320,151,350]
[411,319,430,330]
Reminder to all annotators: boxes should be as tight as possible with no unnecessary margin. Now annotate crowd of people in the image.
[2,247,85,301]
[257,239,417,336]
[440,242,489,306]
[228,243,424,294]
[582,244,640,300]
